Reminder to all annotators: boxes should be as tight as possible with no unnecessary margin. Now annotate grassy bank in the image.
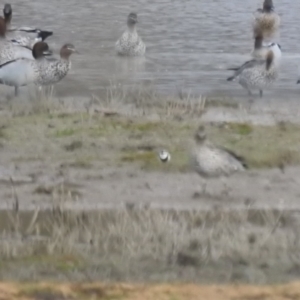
[0,90,300,284]
[0,98,300,173]
[0,205,299,283]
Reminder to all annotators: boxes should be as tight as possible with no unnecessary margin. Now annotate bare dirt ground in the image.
[2,282,300,300]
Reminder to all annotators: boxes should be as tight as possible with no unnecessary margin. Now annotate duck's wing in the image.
[7,27,53,41]
[10,36,36,49]
[217,146,248,169]
[227,59,265,81]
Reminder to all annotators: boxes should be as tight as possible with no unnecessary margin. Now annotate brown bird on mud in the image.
[190,125,247,194]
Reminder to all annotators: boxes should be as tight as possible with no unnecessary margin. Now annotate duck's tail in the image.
[227,75,236,81]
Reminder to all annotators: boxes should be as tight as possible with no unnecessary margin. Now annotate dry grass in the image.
[0,188,299,283]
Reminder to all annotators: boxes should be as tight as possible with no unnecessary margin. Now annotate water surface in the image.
[9,0,300,99]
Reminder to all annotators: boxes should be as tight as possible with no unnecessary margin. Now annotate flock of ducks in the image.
[0,5,147,97]
[159,0,283,189]
[0,0,283,99]
[0,1,288,190]
[0,4,77,96]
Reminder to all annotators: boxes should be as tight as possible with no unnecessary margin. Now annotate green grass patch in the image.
[54,128,76,138]
[2,110,300,172]
[227,122,253,135]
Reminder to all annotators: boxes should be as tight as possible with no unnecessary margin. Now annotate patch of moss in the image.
[227,122,253,135]
[210,123,300,169]
[54,128,76,138]
[68,159,93,169]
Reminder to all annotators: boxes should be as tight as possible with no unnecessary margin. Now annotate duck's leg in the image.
[14,86,19,97]
[202,181,207,195]
[259,90,263,98]
[50,85,54,97]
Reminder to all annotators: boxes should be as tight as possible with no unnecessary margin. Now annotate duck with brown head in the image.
[115,12,146,56]
[253,0,280,41]
[34,43,78,87]
[0,41,52,96]
[227,43,281,98]
[3,3,53,49]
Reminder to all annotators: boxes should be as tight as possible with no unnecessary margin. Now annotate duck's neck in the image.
[4,13,11,26]
[254,38,263,49]
[127,24,136,33]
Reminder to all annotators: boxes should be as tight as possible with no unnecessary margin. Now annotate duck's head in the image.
[3,4,11,22]
[32,42,52,59]
[194,125,207,143]
[263,0,274,12]
[60,43,78,59]
[127,12,138,27]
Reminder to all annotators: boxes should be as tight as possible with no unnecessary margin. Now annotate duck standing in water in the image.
[0,43,77,96]
[227,43,281,98]
[253,0,280,41]
[2,3,53,49]
[191,125,247,194]
[115,12,146,56]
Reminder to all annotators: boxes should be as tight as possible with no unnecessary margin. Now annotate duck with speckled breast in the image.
[227,42,281,98]
[253,0,280,41]
[115,12,146,56]
[0,42,77,96]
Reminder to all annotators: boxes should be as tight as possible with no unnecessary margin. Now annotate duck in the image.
[0,43,77,96]
[115,12,146,56]
[0,41,52,96]
[191,125,247,194]
[253,0,280,40]
[227,43,281,97]
[3,3,53,49]
[0,17,47,65]
[0,18,34,64]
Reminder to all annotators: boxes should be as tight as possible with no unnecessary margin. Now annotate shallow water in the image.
[8,0,300,99]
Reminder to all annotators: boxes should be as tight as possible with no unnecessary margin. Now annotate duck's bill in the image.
[297,79,300,84]
[43,49,53,56]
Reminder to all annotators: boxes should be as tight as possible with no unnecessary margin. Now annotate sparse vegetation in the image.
[0,197,299,284]
[0,86,300,289]
[1,107,300,171]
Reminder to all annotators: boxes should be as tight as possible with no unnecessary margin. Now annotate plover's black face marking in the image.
[159,150,170,163]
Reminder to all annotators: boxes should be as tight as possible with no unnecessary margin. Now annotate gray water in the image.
[10,0,300,99]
